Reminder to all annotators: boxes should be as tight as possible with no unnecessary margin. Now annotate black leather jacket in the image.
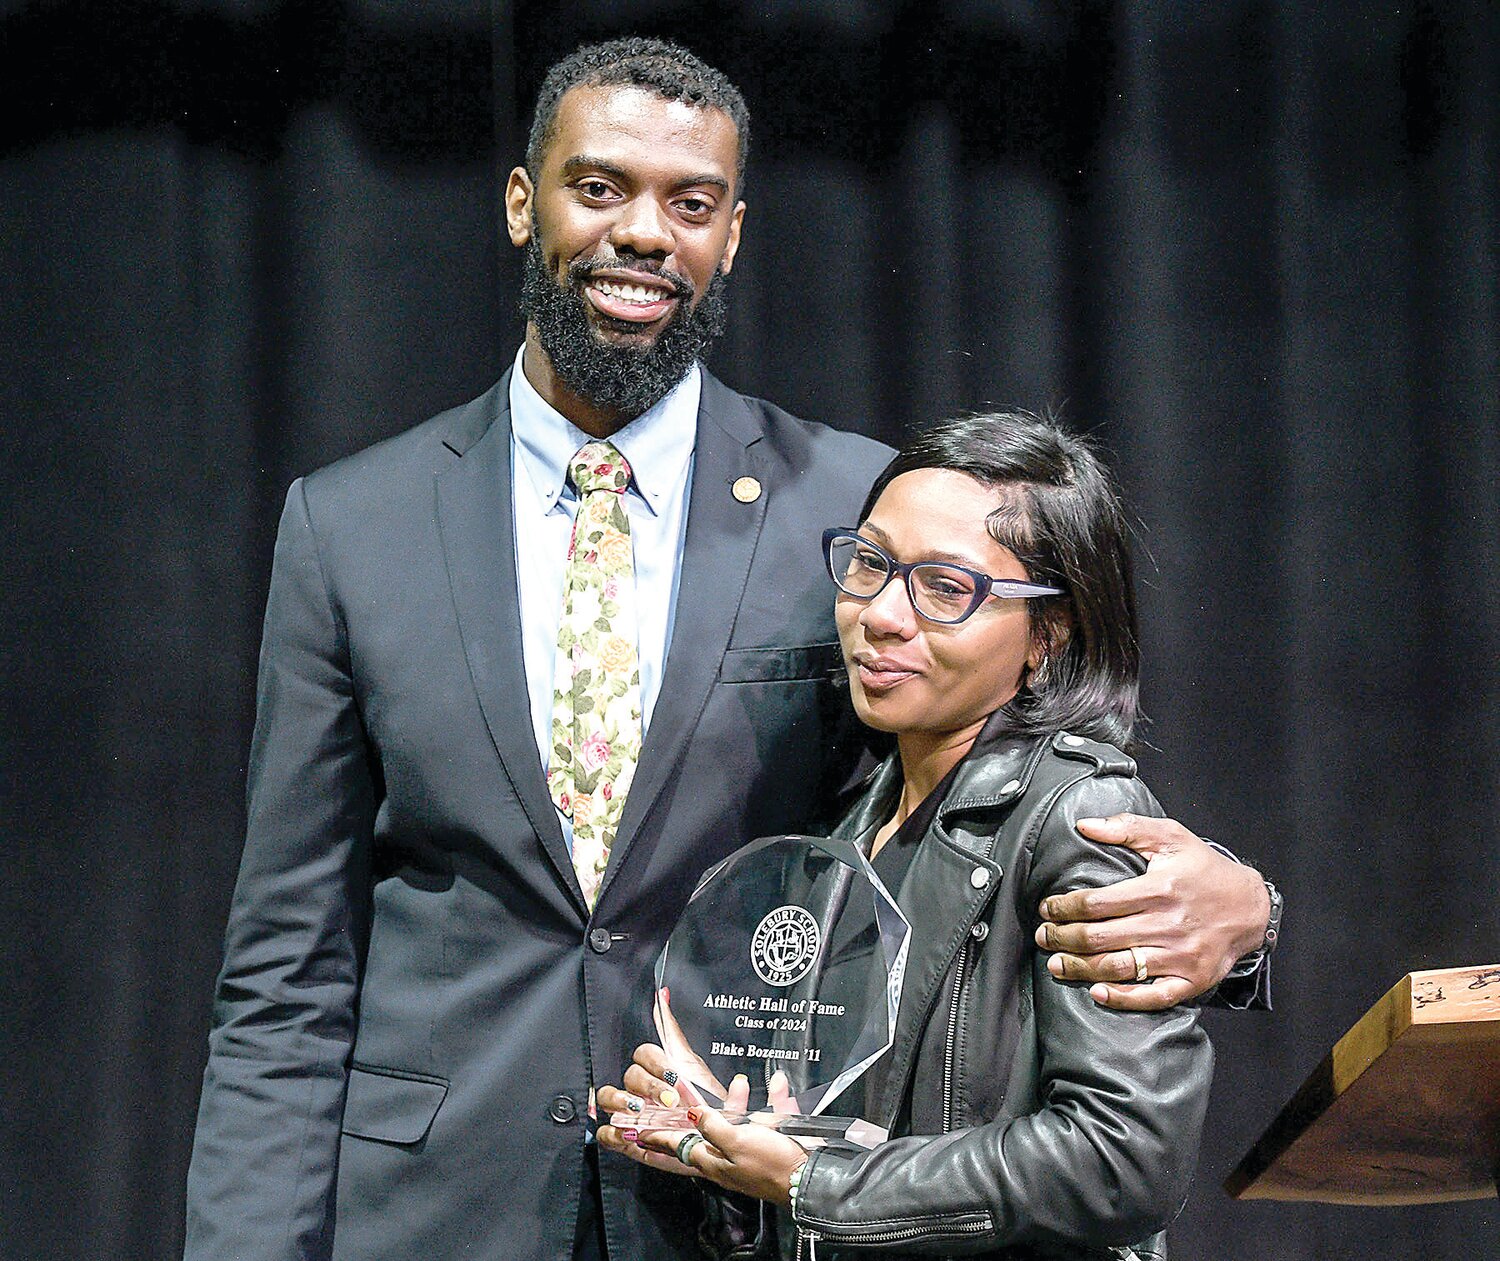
[769,731,1214,1261]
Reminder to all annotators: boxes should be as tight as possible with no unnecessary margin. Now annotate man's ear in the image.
[505,167,534,247]
[718,201,746,275]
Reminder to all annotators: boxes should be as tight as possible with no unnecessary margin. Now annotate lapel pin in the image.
[732,476,762,504]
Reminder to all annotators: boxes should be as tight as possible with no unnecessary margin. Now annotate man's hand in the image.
[1035,814,1271,1012]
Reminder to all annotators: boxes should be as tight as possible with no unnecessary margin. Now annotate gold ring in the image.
[1130,945,1148,983]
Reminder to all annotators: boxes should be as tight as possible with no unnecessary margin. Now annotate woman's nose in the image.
[859,575,918,638]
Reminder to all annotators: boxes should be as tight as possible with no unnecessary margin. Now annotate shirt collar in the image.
[509,345,700,516]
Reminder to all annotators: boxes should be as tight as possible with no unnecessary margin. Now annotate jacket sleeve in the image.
[791,773,1214,1255]
[184,479,376,1261]
[1201,839,1277,1010]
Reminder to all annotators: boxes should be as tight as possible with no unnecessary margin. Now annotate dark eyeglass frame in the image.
[822,528,1064,625]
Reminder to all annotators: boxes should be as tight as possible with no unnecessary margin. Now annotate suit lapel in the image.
[435,373,580,911]
[598,374,767,898]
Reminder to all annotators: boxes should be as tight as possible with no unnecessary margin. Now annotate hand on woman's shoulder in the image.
[1024,732,1164,900]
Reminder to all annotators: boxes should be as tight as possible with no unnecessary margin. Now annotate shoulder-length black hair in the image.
[859,411,1141,749]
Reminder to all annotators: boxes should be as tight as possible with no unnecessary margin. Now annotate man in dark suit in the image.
[184,38,1274,1261]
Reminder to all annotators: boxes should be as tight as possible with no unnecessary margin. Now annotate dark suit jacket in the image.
[183,369,894,1260]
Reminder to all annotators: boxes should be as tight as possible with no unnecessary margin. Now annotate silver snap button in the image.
[1063,735,1085,746]
[1000,779,1020,795]
[970,867,990,889]
[970,922,989,941]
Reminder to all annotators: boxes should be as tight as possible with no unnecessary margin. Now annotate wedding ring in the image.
[1130,945,1149,983]
[675,1132,706,1166]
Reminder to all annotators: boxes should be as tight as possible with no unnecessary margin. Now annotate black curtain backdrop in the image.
[3,2,1496,1258]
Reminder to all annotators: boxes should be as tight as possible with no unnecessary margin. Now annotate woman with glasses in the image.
[598,412,1213,1261]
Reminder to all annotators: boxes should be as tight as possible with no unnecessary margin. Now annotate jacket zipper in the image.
[796,1216,991,1251]
[798,933,987,1258]
[941,938,973,1132]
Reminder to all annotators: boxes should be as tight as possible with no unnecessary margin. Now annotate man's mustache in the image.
[566,251,695,302]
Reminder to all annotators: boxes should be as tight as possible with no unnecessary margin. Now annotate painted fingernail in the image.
[687,1108,702,1124]
[662,1069,679,1087]
[659,1087,680,1108]
[626,1097,643,1113]
[622,1128,638,1142]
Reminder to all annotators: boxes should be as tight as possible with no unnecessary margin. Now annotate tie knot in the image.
[570,442,632,496]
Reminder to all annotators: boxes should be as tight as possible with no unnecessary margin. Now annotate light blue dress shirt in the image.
[508,346,700,848]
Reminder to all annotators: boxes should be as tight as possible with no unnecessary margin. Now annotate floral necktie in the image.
[547,441,643,910]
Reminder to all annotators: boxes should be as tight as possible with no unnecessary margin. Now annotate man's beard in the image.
[520,235,730,420]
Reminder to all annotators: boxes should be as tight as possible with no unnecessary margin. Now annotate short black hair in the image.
[527,37,750,193]
[860,412,1141,749]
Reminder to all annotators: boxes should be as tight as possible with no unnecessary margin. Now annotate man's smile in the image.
[584,270,683,324]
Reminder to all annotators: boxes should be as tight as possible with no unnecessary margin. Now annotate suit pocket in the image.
[341,1063,449,1144]
[719,642,843,684]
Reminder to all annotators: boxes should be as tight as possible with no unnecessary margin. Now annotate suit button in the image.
[588,927,612,953]
[548,1094,577,1124]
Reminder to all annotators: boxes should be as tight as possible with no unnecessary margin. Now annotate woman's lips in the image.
[853,656,919,691]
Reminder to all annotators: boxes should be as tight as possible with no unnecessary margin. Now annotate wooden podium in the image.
[1226,964,1500,1205]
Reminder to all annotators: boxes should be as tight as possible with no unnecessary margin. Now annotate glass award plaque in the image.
[613,834,909,1148]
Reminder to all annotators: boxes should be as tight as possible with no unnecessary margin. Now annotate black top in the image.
[867,708,1018,891]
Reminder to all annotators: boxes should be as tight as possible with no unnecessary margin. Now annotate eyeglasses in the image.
[823,529,1063,625]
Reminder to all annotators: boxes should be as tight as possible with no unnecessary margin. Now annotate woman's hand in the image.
[631,1100,809,1206]
[598,1046,804,1198]
[652,987,730,1104]
[596,1042,745,1177]
[597,1039,732,1116]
